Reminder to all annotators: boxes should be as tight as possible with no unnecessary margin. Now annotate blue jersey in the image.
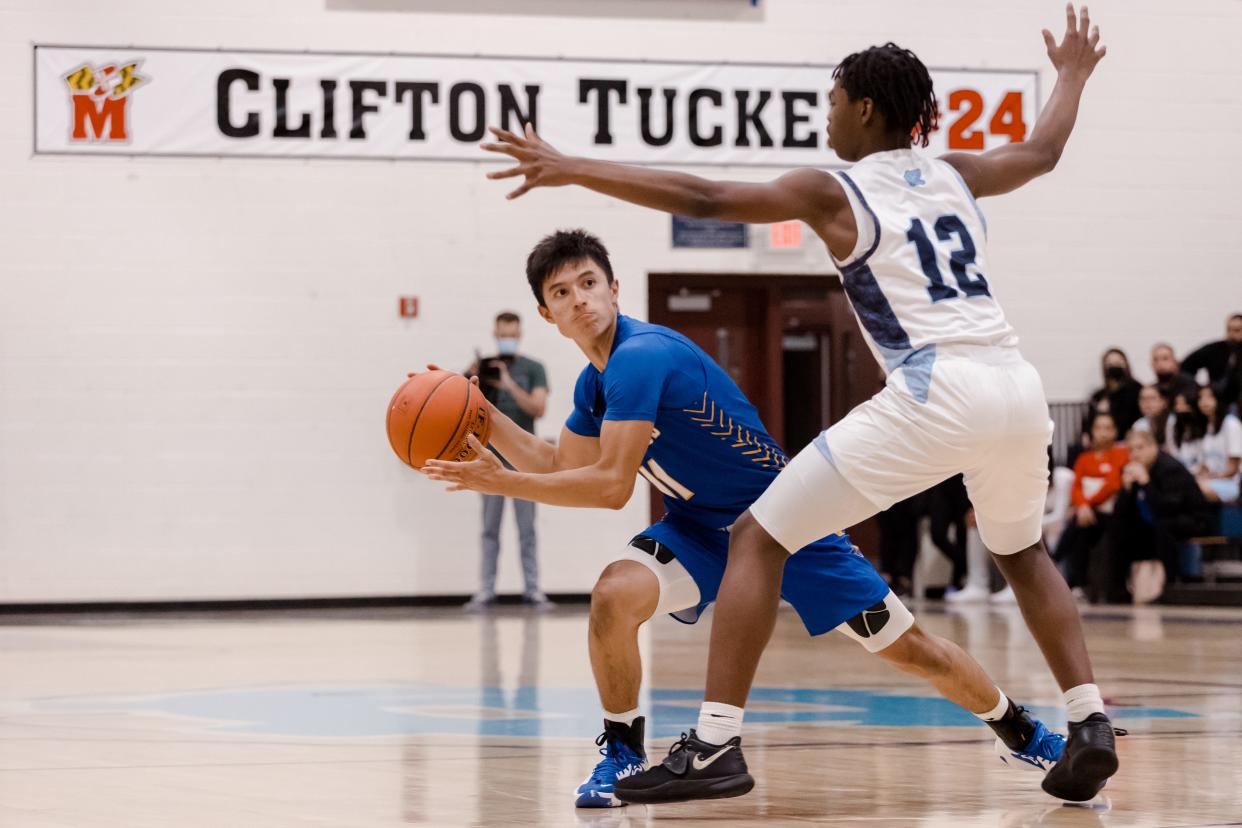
[567,315,886,637]
[566,315,795,530]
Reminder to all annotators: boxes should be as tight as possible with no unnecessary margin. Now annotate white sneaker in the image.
[989,585,1018,604]
[462,593,495,612]
[945,584,991,603]
[524,592,556,612]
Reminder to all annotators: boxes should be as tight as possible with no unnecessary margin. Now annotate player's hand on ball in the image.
[481,123,571,199]
[422,435,505,493]
[412,365,481,388]
[1043,3,1106,81]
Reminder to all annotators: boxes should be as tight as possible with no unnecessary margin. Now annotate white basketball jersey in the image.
[828,148,1018,375]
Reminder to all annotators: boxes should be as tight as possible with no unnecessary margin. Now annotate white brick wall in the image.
[2,0,1239,601]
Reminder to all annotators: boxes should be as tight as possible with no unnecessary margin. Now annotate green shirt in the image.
[493,355,547,434]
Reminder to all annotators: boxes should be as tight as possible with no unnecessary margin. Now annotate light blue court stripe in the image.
[31,684,1196,740]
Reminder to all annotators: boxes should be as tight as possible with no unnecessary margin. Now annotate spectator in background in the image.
[1151,343,1199,408]
[1132,384,1173,449]
[1042,462,1077,554]
[878,480,969,598]
[1171,390,1207,471]
[1225,353,1242,414]
[877,495,921,597]
[1182,313,1242,411]
[1110,429,1216,597]
[1085,348,1142,438]
[464,311,551,611]
[926,474,971,591]
[1054,412,1127,599]
[1191,385,1242,504]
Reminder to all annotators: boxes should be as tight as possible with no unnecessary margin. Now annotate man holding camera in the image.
[465,311,551,610]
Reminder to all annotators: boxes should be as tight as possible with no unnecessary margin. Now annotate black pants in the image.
[926,475,969,588]
[879,495,923,592]
[1111,513,1180,581]
[1054,515,1112,592]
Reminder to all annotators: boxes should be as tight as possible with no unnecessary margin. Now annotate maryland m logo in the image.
[64,61,147,142]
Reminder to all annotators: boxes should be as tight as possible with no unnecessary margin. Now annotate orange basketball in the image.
[386,370,492,468]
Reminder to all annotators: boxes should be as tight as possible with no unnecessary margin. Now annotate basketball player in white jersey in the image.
[482,4,1113,804]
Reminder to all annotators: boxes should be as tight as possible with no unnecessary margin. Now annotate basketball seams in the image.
[404,372,457,466]
[431,382,477,463]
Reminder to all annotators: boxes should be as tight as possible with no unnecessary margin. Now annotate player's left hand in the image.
[422,435,508,494]
[412,364,482,388]
[1043,3,1106,82]
[481,123,573,199]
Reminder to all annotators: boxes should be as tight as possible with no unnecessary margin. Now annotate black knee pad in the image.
[845,600,892,640]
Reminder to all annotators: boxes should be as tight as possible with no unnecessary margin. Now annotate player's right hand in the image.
[1042,3,1106,82]
[481,123,573,200]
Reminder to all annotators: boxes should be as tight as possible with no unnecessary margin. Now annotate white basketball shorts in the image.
[752,344,1053,555]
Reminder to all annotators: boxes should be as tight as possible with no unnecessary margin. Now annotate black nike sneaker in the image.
[1041,713,1120,801]
[613,729,754,804]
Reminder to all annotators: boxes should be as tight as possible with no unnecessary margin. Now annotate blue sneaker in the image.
[993,708,1066,773]
[575,718,648,808]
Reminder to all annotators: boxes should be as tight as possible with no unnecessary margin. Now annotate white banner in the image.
[35,45,1039,166]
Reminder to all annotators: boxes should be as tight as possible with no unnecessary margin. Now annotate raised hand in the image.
[1043,3,1106,81]
[481,123,573,200]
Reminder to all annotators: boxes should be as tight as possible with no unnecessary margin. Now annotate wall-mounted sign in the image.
[35,45,1038,166]
[671,216,749,248]
[768,220,803,249]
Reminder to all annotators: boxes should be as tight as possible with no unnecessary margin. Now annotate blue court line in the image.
[31,685,1198,740]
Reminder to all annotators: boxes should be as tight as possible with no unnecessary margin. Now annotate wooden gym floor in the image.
[1,601,1239,827]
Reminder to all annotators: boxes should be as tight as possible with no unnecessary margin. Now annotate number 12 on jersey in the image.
[905,214,991,303]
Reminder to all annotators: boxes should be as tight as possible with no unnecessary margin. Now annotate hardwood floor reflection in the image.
[1,603,1239,826]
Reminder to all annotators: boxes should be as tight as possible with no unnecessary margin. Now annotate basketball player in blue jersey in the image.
[479,3,1113,804]
[425,229,1065,809]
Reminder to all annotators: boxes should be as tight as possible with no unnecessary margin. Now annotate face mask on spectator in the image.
[1104,366,1127,382]
[496,337,519,356]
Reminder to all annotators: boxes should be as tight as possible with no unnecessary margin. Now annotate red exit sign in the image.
[769,221,802,249]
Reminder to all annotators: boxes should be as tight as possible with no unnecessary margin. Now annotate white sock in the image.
[1063,683,1105,723]
[604,707,641,727]
[974,688,1010,722]
[696,701,744,745]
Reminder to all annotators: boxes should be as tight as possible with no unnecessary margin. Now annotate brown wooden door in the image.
[646,273,884,556]
[647,280,777,430]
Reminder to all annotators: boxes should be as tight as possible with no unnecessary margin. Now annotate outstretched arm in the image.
[422,419,652,509]
[481,125,844,226]
[943,3,1106,198]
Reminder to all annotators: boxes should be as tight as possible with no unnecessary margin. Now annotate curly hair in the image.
[833,43,938,148]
